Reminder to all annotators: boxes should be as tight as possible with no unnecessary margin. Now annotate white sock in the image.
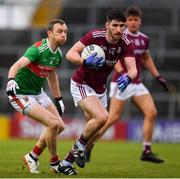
[30,151,39,160]
[62,160,73,166]
[76,140,86,151]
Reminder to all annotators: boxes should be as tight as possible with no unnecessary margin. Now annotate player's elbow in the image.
[132,68,137,79]
[66,50,72,61]
[129,68,137,80]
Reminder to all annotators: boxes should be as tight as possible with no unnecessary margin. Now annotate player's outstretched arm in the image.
[142,51,169,92]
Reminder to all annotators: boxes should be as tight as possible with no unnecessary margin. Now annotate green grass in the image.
[0,139,180,178]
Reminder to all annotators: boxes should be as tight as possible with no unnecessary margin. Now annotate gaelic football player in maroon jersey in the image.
[86,7,168,163]
[60,9,137,170]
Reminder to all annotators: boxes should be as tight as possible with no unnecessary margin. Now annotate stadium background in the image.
[0,0,180,142]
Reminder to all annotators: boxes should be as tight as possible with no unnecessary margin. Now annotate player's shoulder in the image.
[138,31,149,40]
[121,33,132,45]
[33,38,48,52]
[34,39,45,47]
[124,28,149,40]
[88,28,106,38]
[34,39,43,47]
[33,38,47,48]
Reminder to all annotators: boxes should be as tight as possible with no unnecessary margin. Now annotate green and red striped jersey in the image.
[15,38,62,95]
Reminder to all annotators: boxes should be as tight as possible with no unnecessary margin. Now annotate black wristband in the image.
[8,78,15,81]
[55,97,63,101]
[156,75,161,80]
[83,60,87,67]
[126,75,132,83]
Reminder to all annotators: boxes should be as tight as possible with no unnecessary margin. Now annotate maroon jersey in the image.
[112,28,149,84]
[72,28,135,94]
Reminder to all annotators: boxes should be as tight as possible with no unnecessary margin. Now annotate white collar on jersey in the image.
[124,28,140,37]
[46,38,58,54]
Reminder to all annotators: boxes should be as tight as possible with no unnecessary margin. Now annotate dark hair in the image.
[125,6,142,18]
[107,9,126,22]
[47,19,65,31]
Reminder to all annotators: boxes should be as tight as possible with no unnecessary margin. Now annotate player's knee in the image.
[109,113,119,125]
[57,121,65,134]
[97,112,108,126]
[108,118,117,126]
[48,119,60,131]
[146,108,157,120]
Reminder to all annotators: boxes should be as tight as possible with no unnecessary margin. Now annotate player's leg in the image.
[8,94,58,173]
[62,95,108,168]
[76,96,108,167]
[34,103,63,172]
[39,102,77,175]
[80,96,108,139]
[23,103,64,173]
[132,94,164,163]
[85,96,125,162]
[85,81,127,162]
[84,111,94,162]
[86,97,125,147]
[35,102,64,152]
[62,80,108,168]
[22,92,65,173]
[97,96,125,139]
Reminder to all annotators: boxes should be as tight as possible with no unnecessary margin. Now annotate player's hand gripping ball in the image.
[82,44,106,69]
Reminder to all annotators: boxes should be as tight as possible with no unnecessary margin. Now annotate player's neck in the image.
[127,28,139,35]
[105,33,119,44]
[47,38,58,52]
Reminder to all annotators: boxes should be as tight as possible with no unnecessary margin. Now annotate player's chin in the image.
[58,39,66,45]
[129,27,139,33]
[113,35,121,40]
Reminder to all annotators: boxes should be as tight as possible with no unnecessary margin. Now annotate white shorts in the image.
[8,90,53,115]
[70,79,107,107]
[109,82,149,100]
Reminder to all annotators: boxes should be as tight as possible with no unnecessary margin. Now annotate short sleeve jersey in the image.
[72,28,135,94]
[15,38,62,95]
[112,28,149,84]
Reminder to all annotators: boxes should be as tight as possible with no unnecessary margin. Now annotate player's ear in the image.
[105,22,109,29]
[125,22,127,28]
[47,30,52,37]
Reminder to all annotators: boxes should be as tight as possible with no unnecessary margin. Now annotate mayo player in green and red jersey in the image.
[6,19,77,175]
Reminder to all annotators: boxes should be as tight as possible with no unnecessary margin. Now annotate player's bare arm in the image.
[47,69,62,98]
[142,51,160,77]
[114,60,123,73]
[47,69,65,115]
[142,50,168,91]
[8,56,31,78]
[124,56,137,80]
[66,41,85,65]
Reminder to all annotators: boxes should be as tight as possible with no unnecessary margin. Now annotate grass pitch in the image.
[0,139,179,178]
